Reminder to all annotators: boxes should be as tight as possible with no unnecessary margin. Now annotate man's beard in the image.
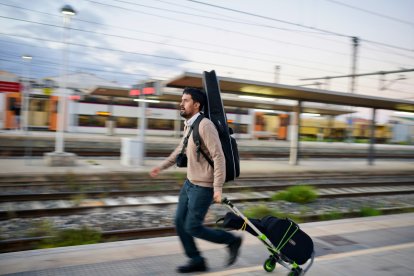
[180,109,189,119]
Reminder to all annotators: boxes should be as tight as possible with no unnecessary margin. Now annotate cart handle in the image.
[221,197,233,207]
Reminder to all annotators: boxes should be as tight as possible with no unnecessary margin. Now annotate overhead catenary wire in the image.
[0,2,352,72]
[187,0,414,53]
[84,0,351,57]
[0,2,410,69]
[0,0,412,99]
[0,16,350,76]
[324,0,414,27]
[0,32,310,80]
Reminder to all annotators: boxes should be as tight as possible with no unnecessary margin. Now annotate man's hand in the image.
[149,167,161,178]
[213,191,222,204]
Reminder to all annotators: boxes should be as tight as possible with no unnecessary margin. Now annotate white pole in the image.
[55,9,74,153]
[21,55,32,133]
[138,91,147,166]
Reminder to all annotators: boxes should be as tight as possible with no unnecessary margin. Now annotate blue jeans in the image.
[175,179,236,263]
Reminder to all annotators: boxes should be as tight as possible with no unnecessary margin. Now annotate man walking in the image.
[150,87,242,273]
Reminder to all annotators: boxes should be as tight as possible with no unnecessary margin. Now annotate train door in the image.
[4,93,21,129]
[254,111,280,139]
[278,114,289,140]
[29,96,50,129]
[49,96,59,131]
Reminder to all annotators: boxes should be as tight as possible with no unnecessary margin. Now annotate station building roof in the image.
[89,86,352,116]
[165,72,414,112]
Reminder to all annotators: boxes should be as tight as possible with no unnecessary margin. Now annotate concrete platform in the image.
[0,157,413,177]
[0,213,413,275]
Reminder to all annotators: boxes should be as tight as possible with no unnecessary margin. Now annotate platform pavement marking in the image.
[199,242,414,276]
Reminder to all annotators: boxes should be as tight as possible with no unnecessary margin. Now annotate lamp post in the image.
[55,4,76,153]
[21,55,32,164]
[21,55,32,133]
[44,4,77,166]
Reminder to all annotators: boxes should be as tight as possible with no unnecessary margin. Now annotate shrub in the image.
[359,206,382,217]
[320,210,343,221]
[39,226,102,248]
[26,219,56,237]
[272,185,318,204]
[244,204,275,218]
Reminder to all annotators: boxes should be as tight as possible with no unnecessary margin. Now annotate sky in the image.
[0,0,413,122]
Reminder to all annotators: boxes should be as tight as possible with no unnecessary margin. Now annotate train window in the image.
[116,117,137,129]
[225,107,249,115]
[148,102,177,110]
[78,115,106,127]
[147,118,175,130]
[228,123,248,134]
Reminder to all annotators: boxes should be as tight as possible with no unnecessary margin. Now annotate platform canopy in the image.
[165,72,414,112]
[89,86,130,97]
[147,89,351,116]
[89,86,353,116]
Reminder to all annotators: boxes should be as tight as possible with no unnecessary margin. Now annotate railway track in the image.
[1,174,413,219]
[3,148,414,159]
[1,179,414,202]
[1,171,413,187]
[1,173,413,253]
[1,206,413,254]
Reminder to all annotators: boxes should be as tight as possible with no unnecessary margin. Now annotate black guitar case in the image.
[202,70,240,182]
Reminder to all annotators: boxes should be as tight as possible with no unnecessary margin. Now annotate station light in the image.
[254,109,282,114]
[301,113,321,117]
[96,111,111,116]
[133,99,160,103]
[239,95,275,102]
[394,111,414,117]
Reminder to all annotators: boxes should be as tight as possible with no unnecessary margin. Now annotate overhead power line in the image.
[187,0,347,37]
[300,68,414,81]
[187,0,414,53]
[0,15,348,75]
[0,2,352,71]
[1,32,304,78]
[1,2,410,67]
[325,0,414,27]
[85,0,349,57]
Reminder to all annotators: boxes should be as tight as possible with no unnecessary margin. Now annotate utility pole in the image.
[347,36,359,142]
[274,65,280,83]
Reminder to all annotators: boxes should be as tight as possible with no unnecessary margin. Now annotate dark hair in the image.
[183,87,206,111]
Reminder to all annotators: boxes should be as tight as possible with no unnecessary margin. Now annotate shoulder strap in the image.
[180,123,194,154]
[193,115,214,167]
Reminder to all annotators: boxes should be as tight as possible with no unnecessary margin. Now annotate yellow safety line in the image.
[317,241,414,261]
[199,242,414,276]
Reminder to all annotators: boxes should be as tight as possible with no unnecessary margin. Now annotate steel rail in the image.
[1,184,413,220]
[1,206,413,254]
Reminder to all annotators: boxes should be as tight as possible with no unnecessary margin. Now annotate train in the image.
[1,88,393,143]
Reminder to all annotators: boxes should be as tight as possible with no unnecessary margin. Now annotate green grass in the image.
[38,226,102,249]
[243,204,302,222]
[319,210,343,221]
[359,206,382,217]
[271,185,318,204]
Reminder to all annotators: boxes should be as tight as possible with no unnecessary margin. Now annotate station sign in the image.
[0,81,21,93]
[129,80,161,96]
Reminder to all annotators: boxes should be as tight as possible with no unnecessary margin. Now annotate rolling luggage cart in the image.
[220,198,314,275]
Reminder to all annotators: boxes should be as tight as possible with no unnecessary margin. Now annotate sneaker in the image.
[176,260,207,273]
[227,236,242,266]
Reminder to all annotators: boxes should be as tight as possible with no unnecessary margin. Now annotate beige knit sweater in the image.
[158,118,226,193]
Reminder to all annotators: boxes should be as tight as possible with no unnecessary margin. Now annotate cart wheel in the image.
[287,267,302,276]
[263,257,276,272]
